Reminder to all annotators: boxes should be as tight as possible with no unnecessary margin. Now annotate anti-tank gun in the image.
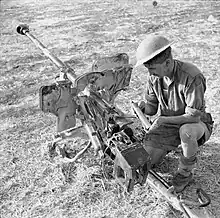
[17,24,151,192]
[17,24,213,218]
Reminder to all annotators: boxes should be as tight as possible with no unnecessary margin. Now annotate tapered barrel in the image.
[16,24,77,83]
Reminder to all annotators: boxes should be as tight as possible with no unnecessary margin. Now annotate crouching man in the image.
[134,34,213,192]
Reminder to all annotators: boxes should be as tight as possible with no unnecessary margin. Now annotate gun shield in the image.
[75,65,133,103]
[91,53,129,72]
[39,83,78,132]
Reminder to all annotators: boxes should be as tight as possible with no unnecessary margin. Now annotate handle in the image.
[196,188,211,208]
[131,101,151,129]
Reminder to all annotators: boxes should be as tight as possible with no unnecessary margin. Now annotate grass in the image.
[1,0,220,217]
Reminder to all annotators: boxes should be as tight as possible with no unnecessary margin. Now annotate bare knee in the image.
[179,123,205,143]
[179,123,206,157]
[179,124,197,143]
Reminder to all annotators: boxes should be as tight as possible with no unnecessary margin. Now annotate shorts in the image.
[144,124,181,151]
[143,122,212,165]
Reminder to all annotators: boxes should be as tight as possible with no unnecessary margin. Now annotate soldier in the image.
[135,34,213,192]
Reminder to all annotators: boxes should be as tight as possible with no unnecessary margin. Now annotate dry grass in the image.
[1,0,220,217]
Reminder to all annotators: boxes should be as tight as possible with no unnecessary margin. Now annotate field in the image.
[1,0,220,217]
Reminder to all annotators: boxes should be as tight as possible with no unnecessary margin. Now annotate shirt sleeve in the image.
[144,77,159,115]
[184,74,206,116]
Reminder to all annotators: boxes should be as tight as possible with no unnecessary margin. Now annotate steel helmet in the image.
[135,35,174,67]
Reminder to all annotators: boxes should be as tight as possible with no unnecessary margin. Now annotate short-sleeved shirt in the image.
[145,59,206,117]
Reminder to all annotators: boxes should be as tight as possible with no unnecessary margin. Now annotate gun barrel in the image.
[16,24,77,83]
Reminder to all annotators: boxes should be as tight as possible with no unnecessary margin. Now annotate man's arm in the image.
[140,77,159,116]
[161,114,200,125]
[162,74,206,125]
[148,114,200,132]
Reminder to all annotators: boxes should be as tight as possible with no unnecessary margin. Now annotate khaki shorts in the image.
[143,122,212,165]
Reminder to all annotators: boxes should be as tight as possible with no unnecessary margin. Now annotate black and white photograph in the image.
[1,0,220,217]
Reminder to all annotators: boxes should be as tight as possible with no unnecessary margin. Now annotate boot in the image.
[172,155,197,193]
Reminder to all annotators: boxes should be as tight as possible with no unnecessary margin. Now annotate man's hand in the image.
[131,101,145,116]
[148,116,167,132]
[138,101,146,113]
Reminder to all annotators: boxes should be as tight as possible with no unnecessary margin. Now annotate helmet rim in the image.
[135,38,174,67]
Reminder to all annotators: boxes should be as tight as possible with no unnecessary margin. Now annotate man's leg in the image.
[143,146,167,166]
[172,122,210,192]
[143,124,181,166]
[179,122,208,157]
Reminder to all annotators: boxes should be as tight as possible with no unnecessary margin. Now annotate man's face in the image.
[143,61,168,78]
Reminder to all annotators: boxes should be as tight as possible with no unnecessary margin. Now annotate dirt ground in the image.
[1,0,220,217]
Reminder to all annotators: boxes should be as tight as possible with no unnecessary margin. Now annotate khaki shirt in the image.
[145,59,207,117]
